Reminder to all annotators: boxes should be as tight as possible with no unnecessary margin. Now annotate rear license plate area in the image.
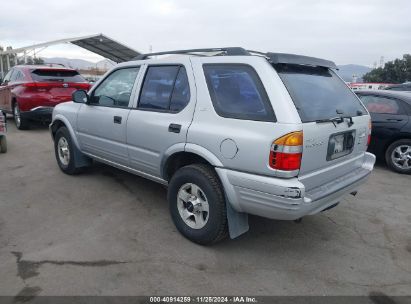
[327,130,356,161]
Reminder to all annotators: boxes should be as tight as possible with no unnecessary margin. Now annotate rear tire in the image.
[385,139,411,174]
[13,103,29,130]
[168,164,228,245]
[0,136,6,153]
[54,127,83,175]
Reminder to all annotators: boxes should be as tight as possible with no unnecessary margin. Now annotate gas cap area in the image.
[220,138,238,159]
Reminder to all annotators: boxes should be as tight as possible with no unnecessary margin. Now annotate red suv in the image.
[0,65,90,129]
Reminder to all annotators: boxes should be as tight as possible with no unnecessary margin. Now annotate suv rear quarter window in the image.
[203,64,275,122]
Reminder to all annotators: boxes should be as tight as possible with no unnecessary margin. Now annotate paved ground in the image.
[0,119,410,297]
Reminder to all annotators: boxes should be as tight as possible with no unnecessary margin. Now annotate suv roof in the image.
[356,90,411,104]
[132,47,338,69]
[14,65,77,71]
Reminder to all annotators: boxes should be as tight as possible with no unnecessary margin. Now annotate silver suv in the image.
[50,48,375,245]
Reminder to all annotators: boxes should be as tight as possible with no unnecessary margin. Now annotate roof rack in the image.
[133,47,250,60]
[133,47,338,69]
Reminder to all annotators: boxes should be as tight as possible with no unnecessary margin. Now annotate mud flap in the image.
[226,201,249,239]
[73,144,92,168]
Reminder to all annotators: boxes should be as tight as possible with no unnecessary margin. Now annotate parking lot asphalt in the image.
[0,119,410,297]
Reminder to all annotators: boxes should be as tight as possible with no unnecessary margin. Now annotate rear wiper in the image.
[315,116,354,128]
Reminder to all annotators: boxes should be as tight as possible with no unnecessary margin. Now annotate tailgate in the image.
[272,61,371,191]
[299,115,370,191]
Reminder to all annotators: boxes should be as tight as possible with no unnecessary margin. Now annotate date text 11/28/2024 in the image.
[149,296,257,303]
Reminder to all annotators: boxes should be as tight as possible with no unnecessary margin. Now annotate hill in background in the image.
[337,64,372,82]
[42,57,115,70]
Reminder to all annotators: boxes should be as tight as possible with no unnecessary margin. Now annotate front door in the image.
[77,67,141,166]
[126,63,196,178]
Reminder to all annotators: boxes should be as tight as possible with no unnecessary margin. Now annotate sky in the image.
[1,0,410,66]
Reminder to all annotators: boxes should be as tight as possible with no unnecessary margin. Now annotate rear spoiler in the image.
[267,52,338,70]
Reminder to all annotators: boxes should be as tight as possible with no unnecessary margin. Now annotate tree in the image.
[17,56,44,65]
[363,54,411,83]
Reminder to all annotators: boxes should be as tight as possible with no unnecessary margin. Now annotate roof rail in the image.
[133,47,250,60]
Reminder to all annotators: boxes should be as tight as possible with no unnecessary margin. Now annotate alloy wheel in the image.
[391,145,411,170]
[57,137,70,166]
[177,183,210,229]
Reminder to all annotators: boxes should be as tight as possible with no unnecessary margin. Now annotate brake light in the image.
[269,131,303,171]
[367,119,372,146]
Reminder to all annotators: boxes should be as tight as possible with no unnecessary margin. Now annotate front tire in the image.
[385,139,411,174]
[168,164,228,245]
[54,127,83,175]
[13,103,29,130]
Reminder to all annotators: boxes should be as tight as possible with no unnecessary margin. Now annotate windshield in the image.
[274,64,366,122]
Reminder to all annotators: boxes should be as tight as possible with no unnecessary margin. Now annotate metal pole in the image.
[0,55,4,80]
[6,54,10,71]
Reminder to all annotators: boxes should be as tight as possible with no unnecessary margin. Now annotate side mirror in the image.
[1,80,8,86]
[72,90,89,104]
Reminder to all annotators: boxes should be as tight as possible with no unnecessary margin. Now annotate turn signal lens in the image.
[269,131,303,171]
[273,131,304,146]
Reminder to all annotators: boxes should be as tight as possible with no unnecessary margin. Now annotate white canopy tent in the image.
[0,33,141,78]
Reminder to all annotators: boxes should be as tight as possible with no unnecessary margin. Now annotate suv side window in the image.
[203,64,275,122]
[138,65,190,112]
[359,95,404,115]
[90,67,139,107]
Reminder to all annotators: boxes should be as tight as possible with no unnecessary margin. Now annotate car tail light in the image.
[367,119,372,146]
[22,82,55,92]
[23,82,90,91]
[269,131,303,171]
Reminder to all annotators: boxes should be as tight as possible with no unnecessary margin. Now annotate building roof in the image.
[0,34,141,63]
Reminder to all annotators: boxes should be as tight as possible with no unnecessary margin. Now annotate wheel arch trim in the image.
[160,143,224,180]
[50,115,81,150]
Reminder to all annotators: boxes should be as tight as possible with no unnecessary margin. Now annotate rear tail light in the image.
[23,82,52,92]
[269,131,303,171]
[367,119,372,146]
[23,82,90,91]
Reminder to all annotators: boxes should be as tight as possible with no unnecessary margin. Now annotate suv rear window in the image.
[31,69,86,83]
[138,66,190,112]
[203,64,275,122]
[274,64,366,122]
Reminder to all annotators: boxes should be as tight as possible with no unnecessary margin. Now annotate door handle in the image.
[168,123,181,133]
[387,118,403,122]
[113,116,122,124]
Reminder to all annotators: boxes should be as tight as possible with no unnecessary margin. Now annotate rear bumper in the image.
[20,106,53,121]
[216,152,376,220]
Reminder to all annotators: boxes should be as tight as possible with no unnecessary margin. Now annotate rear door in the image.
[126,63,195,178]
[77,66,140,166]
[358,94,409,153]
[274,64,370,191]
